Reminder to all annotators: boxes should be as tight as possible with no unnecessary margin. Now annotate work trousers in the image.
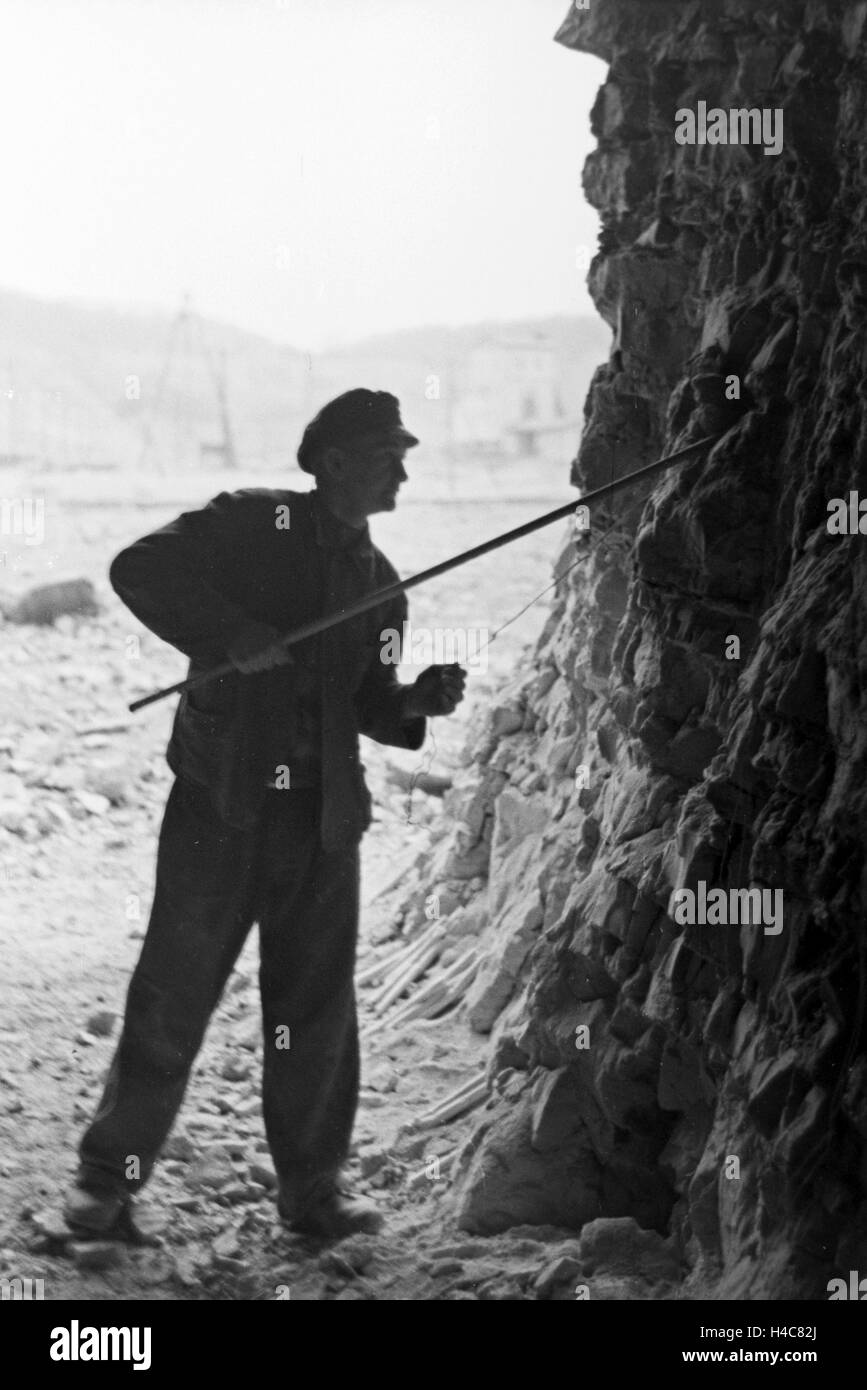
[77,776,360,1200]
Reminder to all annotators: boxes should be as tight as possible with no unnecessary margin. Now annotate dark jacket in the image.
[110,487,425,850]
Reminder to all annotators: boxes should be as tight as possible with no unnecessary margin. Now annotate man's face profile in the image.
[324,434,410,517]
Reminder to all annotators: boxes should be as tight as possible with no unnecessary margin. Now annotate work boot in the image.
[278,1176,384,1240]
[63,1183,129,1238]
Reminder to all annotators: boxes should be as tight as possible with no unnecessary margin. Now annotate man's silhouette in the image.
[64,389,466,1241]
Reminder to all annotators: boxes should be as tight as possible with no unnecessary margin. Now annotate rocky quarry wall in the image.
[392,0,867,1298]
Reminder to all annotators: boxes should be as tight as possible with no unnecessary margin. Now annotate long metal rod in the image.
[129,432,720,712]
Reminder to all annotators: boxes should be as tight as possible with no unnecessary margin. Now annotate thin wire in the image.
[405,722,438,824]
[404,513,622,822]
[476,516,620,656]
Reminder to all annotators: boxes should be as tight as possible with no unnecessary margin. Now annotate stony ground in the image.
[0,460,679,1301]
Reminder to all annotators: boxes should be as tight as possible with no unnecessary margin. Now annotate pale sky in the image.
[0,0,604,351]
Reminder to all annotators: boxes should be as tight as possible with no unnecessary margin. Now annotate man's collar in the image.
[309,489,374,557]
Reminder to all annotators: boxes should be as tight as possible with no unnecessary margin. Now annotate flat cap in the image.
[297,388,419,473]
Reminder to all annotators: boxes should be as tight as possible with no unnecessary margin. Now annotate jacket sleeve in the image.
[354,591,426,750]
[109,491,252,665]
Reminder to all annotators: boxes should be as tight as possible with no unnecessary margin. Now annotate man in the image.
[64,389,466,1242]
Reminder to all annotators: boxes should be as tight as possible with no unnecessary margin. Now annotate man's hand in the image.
[403,663,467,718]
[227,621,294,674]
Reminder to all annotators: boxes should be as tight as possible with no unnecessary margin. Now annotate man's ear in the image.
[319,444,348,484]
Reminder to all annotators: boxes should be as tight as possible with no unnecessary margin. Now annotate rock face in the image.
[398,0,867,1297]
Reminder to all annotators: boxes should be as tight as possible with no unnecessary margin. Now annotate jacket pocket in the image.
[170,694,236,789]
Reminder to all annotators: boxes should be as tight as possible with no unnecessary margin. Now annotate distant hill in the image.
[0,289,610,474]
[0,289,309,473]
[325,316,608,363]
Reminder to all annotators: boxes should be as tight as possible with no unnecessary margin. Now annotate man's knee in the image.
[123,973,210,1078]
